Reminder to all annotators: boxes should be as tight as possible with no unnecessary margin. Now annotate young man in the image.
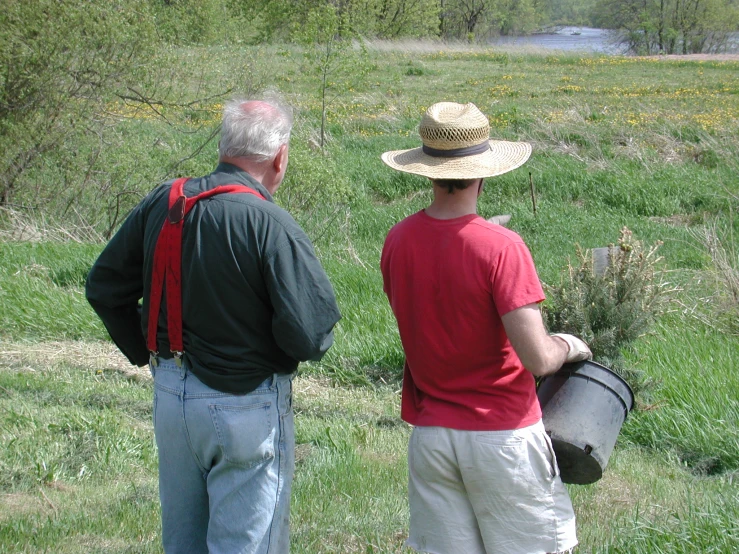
[380,102,591,554]
[86,95,341,553]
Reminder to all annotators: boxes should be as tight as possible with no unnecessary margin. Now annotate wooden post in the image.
[592,246,618,276]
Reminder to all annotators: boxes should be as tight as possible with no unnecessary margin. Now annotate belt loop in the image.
[271,373,279,388]
[179,362,187,380]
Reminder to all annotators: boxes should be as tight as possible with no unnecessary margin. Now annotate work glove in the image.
[487,214,511,227]
[552,333,592,363]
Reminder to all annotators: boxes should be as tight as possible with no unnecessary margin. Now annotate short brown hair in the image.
[431,178,480,194]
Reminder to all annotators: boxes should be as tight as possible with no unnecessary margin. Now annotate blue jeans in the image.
[151,358,294,554]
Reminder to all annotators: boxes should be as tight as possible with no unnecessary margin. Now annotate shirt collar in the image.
[213,162,274,203]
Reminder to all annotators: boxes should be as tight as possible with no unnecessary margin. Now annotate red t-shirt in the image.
[380,210,545,431]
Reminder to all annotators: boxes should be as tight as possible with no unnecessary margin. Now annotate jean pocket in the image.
[522,431,558,487]
[209,402,276,469]
[542,431,560,478]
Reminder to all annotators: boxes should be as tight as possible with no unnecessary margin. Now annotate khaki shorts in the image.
[407,420,577,554]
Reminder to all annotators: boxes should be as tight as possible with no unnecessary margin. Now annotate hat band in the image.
[422,141,491,158]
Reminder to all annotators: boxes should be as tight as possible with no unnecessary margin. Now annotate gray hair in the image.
[219,93,294,162]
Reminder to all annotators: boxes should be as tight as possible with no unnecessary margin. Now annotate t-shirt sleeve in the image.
[490,241,545,316]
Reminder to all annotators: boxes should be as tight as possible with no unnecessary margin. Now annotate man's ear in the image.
[273,144,288,174]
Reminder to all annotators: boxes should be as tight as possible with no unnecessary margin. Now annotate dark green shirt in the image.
[86,163,341,393]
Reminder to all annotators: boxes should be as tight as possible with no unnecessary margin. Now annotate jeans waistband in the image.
[151,357,290,389]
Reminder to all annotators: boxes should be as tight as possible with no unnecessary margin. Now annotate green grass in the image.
[621,317,739,475]
[1,43,738,552]
[1,344,736,553]
[0,242,107,341]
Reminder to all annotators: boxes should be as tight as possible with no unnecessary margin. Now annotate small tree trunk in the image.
[319,39,332,150]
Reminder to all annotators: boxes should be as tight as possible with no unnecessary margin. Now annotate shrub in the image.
[542,227,676,403]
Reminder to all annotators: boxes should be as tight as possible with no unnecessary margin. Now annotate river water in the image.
[489,27,628,54]
[490,26,739,55]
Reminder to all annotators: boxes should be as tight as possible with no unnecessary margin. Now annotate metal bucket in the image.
[537,360,634,485]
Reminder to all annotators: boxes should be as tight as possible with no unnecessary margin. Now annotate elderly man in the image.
[86,95,341,553]
[380,102,591,554]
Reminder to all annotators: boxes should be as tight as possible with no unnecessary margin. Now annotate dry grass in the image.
[648,214,695,227]
[0,492,47,521]
[294,373,403,420]
[363,38,490,54]
[687,215,739,332]
[645,53,739,62]
[0,207,103,243]
[0,340,144,380]
[59,535,133,553]
[362,38,555,56]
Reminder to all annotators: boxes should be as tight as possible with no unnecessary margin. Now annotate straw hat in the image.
[381,102,531,179]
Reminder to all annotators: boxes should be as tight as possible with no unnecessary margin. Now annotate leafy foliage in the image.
[238,0,440,42]
[0,0,157,222]
[438,0,545,40]
[278,138,355,216]
[148,0,247,44]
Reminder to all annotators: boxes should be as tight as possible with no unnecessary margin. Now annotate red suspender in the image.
[146,177,266,364]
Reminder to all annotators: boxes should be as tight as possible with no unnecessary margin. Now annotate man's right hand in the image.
[551,333,592,363]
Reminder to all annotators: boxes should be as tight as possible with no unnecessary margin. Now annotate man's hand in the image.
[551,333,592,363]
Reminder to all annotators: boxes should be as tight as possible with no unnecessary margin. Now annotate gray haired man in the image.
[87,95,341,553]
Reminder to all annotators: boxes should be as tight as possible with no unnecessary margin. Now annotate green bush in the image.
[543,227,675,403]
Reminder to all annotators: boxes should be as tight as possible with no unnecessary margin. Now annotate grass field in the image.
[1,43,738,552]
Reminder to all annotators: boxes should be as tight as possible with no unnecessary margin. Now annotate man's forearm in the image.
[521,334,570,377]
[501,304,591,377]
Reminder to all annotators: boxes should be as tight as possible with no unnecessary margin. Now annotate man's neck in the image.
[219,156,268,184]
[424,185,480,220]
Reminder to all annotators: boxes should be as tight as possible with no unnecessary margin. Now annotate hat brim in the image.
[381,140,532,179]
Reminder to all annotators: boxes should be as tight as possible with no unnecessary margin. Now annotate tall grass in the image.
[621,317,739,475]
[0,242,107,341]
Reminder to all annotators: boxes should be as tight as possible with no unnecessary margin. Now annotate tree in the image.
[240,0,440,42]
[547,0,599,26]
[148,0,246,44]
[592,0,739,54]
[439,0,544,40]
[0,0,157,211]
[495,0,544,35]
[375,0,440,38]
[293,3,371,149]
[1,0,241,234]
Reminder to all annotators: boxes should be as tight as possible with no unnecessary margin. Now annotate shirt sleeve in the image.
[85,199,151,366]
[490,241,545,317]
[264,235,341,362]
